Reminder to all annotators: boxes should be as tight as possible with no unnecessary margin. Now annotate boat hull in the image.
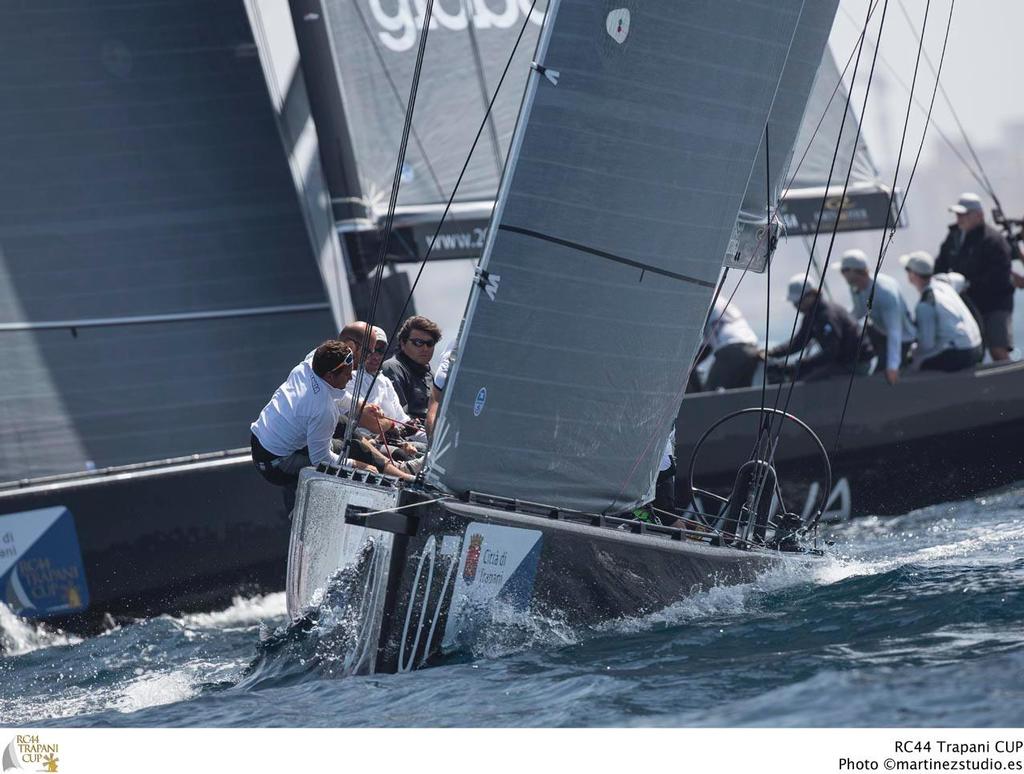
[286,472,792,674]
[679,361,1024,518]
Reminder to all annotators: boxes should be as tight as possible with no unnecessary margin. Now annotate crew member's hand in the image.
[365,402,384,417]
[885,368,899,385]
[1012,273,1024,289]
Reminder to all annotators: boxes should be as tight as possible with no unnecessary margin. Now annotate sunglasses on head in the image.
[329,350,355,372]
[409,337,436,348]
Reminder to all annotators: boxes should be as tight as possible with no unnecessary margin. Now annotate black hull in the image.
[286,477,796,675]
[0,454,290,632]
[2,362,1020,630]
[679,361,1024,518]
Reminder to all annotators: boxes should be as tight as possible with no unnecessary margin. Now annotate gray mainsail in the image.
[428,0,839,514]
[729,0,841,272]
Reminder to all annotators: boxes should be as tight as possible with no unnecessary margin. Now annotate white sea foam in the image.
[113,668,199,713]
[0,602,81,656]
[604,550,875,634]
[177,592,287,630]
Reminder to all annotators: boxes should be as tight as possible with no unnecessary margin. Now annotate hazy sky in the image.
[831,0,1022,182]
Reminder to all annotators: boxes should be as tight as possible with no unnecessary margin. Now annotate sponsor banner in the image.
[0,507,88,618]
[779,188,904,235]
[1,729,1023,773]
[442,522,542,651]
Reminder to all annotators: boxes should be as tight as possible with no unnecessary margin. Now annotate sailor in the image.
[901,251,983,372]
[345,325,410,434]
[249,340,356,510]
[936,193,1014,361]
[382,315,442,421]
[767,275,874,382]
[835,248,916,384]
[425,338,457,440]
[696,295,761,390]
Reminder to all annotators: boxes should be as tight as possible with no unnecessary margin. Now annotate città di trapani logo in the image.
[2,735,59,773]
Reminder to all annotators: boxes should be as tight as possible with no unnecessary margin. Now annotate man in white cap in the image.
[766,274,874,382]
[901,251,983,372]
[834,248,915,384]
[936,192,1014,361]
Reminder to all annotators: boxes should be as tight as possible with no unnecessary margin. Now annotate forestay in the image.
[429,0,838,514]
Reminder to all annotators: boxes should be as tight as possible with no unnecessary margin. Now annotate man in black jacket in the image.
[381,315,442,421]
[936,192,1014,361]
[767,274,874,382]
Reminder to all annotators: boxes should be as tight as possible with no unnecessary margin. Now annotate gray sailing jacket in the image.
[913,278,983,363]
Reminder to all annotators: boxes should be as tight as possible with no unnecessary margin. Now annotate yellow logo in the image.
[3,736,59,773]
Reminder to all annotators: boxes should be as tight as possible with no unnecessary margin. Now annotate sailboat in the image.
[286,0,1024,528]
[284,0,847,674]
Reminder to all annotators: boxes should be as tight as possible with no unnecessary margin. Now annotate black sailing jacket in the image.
[936,223,1013,314]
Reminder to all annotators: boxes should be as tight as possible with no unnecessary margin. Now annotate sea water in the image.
[2,483,1024,727]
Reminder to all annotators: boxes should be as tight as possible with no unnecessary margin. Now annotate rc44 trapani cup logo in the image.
[2,736,59,773]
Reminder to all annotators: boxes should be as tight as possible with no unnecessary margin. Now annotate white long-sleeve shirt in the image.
[346,369,410,426]
[849,273,916,371]
[250,351,352,467]
[704,297,758,352]
[913,278,982,363]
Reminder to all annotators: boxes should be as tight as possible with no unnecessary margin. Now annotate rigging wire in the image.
[835,1,992,200]
[697,0,885,364]
[341,0,541,445]
[344,0,437,455]
[350,1,446,200]
[763,0,887,476]
[463,0,506,177]
[894,0,999,207]
[829,0,957,460]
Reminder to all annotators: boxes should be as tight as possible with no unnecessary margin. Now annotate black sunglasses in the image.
[409,337,436,348]
[370,343,388,354]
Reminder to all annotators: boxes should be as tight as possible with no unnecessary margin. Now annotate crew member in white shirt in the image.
[347,326,411,429]
[698,296,761,390]
[901,251,983,372]
[250,340,355,507]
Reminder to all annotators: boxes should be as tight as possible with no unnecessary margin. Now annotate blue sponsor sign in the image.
[0,506,89,618]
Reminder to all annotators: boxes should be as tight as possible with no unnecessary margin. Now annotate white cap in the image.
[949,192,983,215]
[835,248,870,272]
[899,250,935,276]
[371,326,388,346]
[787,273,816,303]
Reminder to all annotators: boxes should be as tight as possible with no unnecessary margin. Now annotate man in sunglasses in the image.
[348,326,413,432]
[382,315,442,421]
[250,339,356,509]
